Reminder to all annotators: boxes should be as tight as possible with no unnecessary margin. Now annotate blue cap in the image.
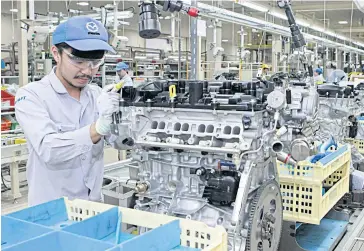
[315,68,323,75]
[116,62,129,71]
[52,16,115,53]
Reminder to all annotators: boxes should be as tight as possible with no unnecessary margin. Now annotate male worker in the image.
[257,64,270,81]
[314,68,325,85]
[15,16,126,206]
[115,62,133,87]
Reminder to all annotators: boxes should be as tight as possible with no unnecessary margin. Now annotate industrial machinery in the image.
[110,66,330,250]
[119,80,282,251]
[104,1,327,250]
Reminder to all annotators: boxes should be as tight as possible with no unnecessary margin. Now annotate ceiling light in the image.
[247,43,252,46]
[222,39,229,42]
[10,9,18,12]
[338,21,348,24]
[77,2,89,6]
[240,2,268,13]
[135,56,147,60]
[164,16,171,20]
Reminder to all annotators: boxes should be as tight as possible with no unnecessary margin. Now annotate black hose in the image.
[1,171,9,189]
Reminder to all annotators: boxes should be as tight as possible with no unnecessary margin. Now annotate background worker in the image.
[15,16,128,206]
[314,68,325,85]
[115,62,133,87]
[257,64,271,81]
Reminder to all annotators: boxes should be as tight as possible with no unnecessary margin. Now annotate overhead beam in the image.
[292,2,355,12]
[334,27,364,33]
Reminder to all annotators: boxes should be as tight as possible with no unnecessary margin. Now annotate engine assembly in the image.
[113,74,339,250]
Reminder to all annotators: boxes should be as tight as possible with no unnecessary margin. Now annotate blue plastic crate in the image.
[63,207,134,244]
[3,231,115,251]
[1,216,53,249]
[7,198,73,229]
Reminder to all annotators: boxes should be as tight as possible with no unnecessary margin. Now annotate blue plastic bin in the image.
[63,207,134,244]
[1,216,53,249]
[3,231,114,251]
[7,198,73,229]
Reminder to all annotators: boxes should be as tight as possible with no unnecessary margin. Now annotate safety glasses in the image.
[62,50,104,70]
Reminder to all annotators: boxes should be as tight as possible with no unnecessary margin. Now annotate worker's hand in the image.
[97,84,120,117]
[95,84,120,136]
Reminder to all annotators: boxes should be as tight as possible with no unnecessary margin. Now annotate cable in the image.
[1,171,9,189]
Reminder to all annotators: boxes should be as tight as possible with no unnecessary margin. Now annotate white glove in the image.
[95,116,113,136]
[95,84,120,135]
[97,84,120,117]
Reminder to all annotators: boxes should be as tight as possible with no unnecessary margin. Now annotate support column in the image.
[283,38,291,72]
[272,34,282,72]
[18,0,28,87]
[10,162,22,200]
[206,20,222,79]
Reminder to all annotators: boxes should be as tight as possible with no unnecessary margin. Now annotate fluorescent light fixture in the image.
[269,11,287,20]
[247,43,252,46]
[10,9,18,12]
[118,21,130,25]
[76,2,89,6]
[237,31,248,35]
[338,21,348,24]
[222,39,229,42]
[241,2,268,13]
[135,56,147,60]
[164,16,171,20]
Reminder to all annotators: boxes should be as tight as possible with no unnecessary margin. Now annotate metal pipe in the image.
[104,158,134,170]
[171,13,175,52]
[190,0,198,80]
[135,141,240,154]
[187,2,364,54]
[178,12,181,79]
[101,6,107,87]
[113,1,118,32]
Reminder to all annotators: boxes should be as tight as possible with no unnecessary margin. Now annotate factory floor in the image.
[1,186,29,215]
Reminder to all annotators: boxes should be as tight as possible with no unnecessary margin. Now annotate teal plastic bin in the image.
[3,231,114,251]
[63,207,134,244]
[7,198,73,229]
[1,216,52,249]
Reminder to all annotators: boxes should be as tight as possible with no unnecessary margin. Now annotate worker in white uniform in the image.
[314,68,325,85]
[15,16,128,206]
[115,62,133,87]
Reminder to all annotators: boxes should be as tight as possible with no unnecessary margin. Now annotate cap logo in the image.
[86,22,99,32]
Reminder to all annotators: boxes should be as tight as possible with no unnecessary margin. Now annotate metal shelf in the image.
[2,112,15,116]
[1,129,23,134]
